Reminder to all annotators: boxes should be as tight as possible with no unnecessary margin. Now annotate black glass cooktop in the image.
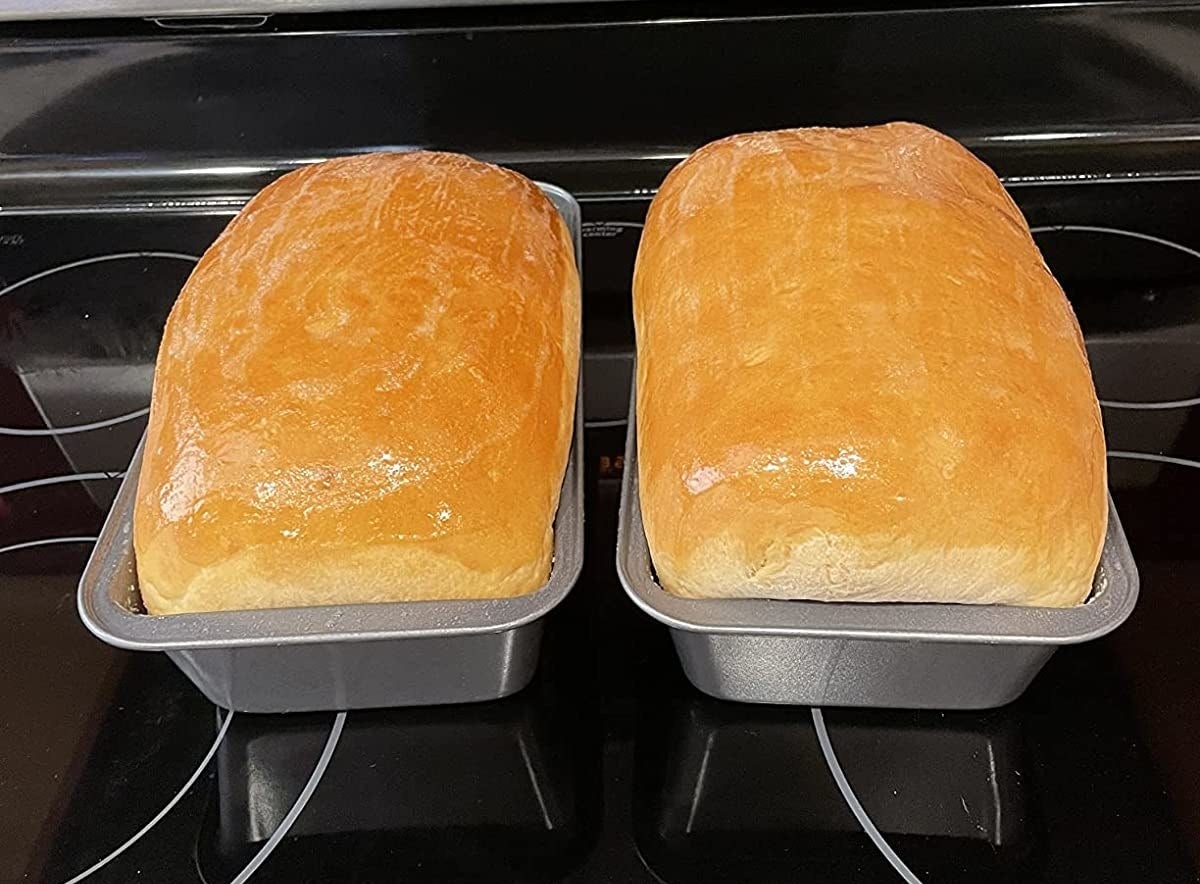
[5,3,1200,883]
[2,170,1200,884]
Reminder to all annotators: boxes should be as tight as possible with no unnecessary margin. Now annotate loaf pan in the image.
[616,385,1139,710]
[77,183,584,713]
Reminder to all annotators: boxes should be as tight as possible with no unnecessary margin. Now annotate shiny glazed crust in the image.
[135,152,580,614]
[633,123,1106,607]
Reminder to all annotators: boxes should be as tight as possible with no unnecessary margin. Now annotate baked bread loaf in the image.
[135,152,579,615]
[633,123,1105,607]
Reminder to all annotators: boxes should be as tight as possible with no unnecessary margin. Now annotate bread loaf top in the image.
[135,152,580,614]
[633,123,1105,607]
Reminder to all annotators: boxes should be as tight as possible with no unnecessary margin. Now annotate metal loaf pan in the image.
[77,183,585,713]
[616,386,1139,710]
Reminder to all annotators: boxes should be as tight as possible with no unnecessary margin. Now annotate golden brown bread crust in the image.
[135,152,580,614]
[633,123,1106,607]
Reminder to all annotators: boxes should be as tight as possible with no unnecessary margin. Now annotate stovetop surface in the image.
[4,4,1200,883]
[1,171,1199,884]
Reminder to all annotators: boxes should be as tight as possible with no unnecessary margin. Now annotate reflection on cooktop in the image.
[22,651,217,884]
[632,645,1193,884]
[0,251,193,512]
[635,697,1033,884]
[195,697,589,884]
[1038,225,1200,341]
[1033,224,1200,493]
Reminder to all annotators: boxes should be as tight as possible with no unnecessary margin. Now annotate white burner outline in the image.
[226,711,346,884]
[1031,224,1200,411]
[1108,450,1200,470]
[0,476,122,553]
[0,229,1181,884]
[0,251,197,437]
[812,707,924,884]
[0,471,124,496]
[0,409,150,437]
[1100,396,1200,411]
[58,711,235,884]
[0,449,1188,882]
[49,696,343,884]
[14,452,1188,884]
[0,535,97,555]
[0,250,200,300]
[812,448,1194,884]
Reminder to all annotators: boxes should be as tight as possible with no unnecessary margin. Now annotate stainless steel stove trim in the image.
[0,0,624,23]
[6,136,1200,213]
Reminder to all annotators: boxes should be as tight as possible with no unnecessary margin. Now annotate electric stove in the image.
[2,3,1200,882]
